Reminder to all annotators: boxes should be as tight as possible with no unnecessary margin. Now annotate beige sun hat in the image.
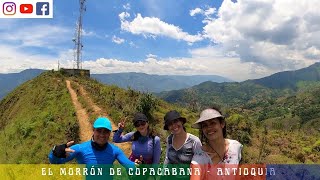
[191,108,224,129]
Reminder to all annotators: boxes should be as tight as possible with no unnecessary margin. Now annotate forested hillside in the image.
[0,71,318,164]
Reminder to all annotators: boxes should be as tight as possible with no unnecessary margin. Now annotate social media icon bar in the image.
[0,0,53,18]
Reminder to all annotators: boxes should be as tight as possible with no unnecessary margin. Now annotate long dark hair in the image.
[199,107,227,144]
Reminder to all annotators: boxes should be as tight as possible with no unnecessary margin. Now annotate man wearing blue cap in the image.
[49,117,135,167]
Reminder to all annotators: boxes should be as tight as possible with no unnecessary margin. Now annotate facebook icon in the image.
[36,2,49,15]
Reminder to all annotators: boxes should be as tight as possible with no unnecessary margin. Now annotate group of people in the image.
[49,107,243,179]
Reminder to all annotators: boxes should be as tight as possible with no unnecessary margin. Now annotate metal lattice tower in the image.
[72,0,86,69]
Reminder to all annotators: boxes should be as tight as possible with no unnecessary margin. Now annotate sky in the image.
[0,0,320,81]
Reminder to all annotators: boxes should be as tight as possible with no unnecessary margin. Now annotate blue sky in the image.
[0,0,320,81]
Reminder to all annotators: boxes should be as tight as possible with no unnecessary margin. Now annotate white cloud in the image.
[146,54,157,58]
[0,20,86,73]
[120,13,203,44]
[190,8,203,16]
[0,24,71,48]
[0,45,60,73]
[204,7,216,16]
[119,12,130,21]
[201,0,320,72]
[76,46,276,81]
[190,7,216,19]
[2,0,319,82]
[112,35,125,44]
[82,57,208,76]
[123,3,130,10]
[304,46,320,59]
[1,42,316,81]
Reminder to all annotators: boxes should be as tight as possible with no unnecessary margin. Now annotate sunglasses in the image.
[134,121,147,127]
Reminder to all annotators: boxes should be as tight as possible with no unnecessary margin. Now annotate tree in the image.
[136,93,158,125]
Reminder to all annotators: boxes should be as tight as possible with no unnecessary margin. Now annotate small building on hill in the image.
[60,68,90,77]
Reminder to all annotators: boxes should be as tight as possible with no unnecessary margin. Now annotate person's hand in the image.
[118,118,126,129]
[139,155,144,163]
[53,141,75,158]
[65,141,75,157]
[134,155,144,164]
[134,158,141,164]
[134,162,140,167]
[134,159,141,164]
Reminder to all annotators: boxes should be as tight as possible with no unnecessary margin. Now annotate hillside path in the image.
[66,80,92,142]
[66,80,132,156]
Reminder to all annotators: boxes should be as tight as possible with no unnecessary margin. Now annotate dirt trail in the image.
[66,80,92,142]
[66,80,132,156]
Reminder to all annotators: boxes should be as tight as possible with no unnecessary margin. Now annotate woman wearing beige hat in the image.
[190,107,243,180]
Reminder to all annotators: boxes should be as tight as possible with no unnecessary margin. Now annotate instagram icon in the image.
[3,2,16,15]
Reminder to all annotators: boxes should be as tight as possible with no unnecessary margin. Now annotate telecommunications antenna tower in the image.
[72,0,86,69]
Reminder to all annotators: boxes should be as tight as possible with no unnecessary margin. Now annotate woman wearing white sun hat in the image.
[190,107,243,180]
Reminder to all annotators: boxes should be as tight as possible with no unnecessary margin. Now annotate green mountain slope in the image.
[0,71,199,163]
[159,62,320,110]
[0,71,318,164]
[250,62,320,89]
[0,72,79,163]
[159,81,290,108]
[248,87,320,126]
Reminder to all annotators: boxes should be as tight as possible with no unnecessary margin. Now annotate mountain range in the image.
[0,68,319,164]
[0,70,232,100]
[91,73,232,93]
[0,69,44,100]
[159,62,320,108]
[250,62,320,89]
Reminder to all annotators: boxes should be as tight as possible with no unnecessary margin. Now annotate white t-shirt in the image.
[191,139,243,180]
[191,139,243,165]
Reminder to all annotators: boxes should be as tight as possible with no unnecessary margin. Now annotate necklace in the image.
[207,139,228,163]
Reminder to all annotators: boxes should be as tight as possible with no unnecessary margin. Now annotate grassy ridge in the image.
[71,77,320,164]
[71,77,200,163]
[0,72,79,163]
[0,72,318,164]
[71,77,200,138]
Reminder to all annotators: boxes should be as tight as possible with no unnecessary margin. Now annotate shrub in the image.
[312,140,320,152]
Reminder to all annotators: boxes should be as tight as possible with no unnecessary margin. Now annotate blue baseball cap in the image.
[93,117,112,131]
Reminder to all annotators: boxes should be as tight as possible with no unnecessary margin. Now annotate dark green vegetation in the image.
[0,72,79,163]
[70,77,199,140]
[0,71,199,163]
[160,62,320,109]
[251,62,320,89]
[159,62,320,163]
[0,62,319,164]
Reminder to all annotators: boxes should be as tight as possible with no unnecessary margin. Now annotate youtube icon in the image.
[20,4,33,14]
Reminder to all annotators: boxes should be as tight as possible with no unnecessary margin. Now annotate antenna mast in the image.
[73,0,86,69]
